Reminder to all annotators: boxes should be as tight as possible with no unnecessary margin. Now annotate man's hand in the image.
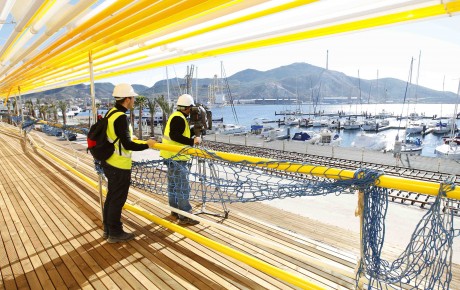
[146,139,157,148]
[132,135,138,140]
[194,136,202,145]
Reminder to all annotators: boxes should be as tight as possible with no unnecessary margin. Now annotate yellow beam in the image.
[2,1,460,96]
[4,0,265,94]
[20,0,459,95]
[19,0,312,90]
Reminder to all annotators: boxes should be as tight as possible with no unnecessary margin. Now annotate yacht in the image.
[405,120,424,134]
[315,129,341,146]
[432,120,456,134]
[343,117,361,130]
[442,133,460,145]
[291,130,319,143]
[394,133,423,153]
[435,143,460,160]
[361,119,378,131]
[217,123,247,135]
[69,106,82,116]
[284,116,301,126]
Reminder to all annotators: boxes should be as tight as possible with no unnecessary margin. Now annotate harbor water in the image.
[208,103,460,158]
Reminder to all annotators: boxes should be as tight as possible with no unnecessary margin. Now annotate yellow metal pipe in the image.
[126,204,325,290]
[4,0,240,90]
[0,0,136,90]
[153,143,460,200]
[86,2,460,82]
[4,0,459,95]
[20,0,313,88]
[0,0,219,90]
[4,1,460,96]
[27,134,323,290]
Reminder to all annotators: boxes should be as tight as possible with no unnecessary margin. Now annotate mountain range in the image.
[24,62,458,104]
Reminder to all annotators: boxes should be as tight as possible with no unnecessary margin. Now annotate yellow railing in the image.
[153,143,460,200]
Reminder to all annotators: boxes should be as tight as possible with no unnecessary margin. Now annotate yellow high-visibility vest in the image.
[160,111,191,161]
[105,108,146,169]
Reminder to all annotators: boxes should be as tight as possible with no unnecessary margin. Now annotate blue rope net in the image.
[356,178,458,290]
[130,147,458,289]
[132,147,363,203]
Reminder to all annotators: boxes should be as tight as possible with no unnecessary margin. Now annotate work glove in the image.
[146,139,157,148]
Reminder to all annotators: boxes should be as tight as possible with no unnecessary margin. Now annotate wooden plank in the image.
[0,183,19,290]
[2,125,459,289]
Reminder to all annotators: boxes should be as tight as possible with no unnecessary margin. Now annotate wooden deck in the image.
[0,123,458,289]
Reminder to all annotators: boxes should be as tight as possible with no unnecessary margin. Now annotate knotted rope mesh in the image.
[130,146,458,289]
[356,177,458,290]
[132,147,359,203]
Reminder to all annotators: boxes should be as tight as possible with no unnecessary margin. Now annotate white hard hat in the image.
[112,83,138,98]
[176,94,195,107]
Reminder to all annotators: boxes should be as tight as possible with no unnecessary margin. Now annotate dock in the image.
[1,123,459,289]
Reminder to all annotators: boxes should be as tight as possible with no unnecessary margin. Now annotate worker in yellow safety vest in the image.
[103,83,156,243]
[160,94,201,225]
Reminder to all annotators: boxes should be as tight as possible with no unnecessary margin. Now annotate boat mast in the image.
[397,57,414,141]
[413,50,422,114]
[450,79,460,141]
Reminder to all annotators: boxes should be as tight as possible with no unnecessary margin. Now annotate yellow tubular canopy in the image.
[1,0,460,97]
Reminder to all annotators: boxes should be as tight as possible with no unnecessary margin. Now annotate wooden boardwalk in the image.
[0,123,459,289]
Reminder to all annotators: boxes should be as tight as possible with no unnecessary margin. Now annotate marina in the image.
[209,103,460,158]
[1,1,460,289]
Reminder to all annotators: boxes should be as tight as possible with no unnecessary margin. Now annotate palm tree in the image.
[25,100,36,118]
[49,102,58,123]
[6,99,11,123]
[39,104,48,121]
[12,98,18,115]
[35,99,41,118]
[156,95,174,134]
[129,104,135,133]
[58,100,68,126]
[147,97,157,137]
[135,95,147,139]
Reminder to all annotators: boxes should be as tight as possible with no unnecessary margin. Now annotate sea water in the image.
[209,103,459,158]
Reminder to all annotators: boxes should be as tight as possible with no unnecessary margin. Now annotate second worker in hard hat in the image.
[160,94,201,225]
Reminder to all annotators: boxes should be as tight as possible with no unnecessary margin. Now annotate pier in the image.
[1,123,460,289]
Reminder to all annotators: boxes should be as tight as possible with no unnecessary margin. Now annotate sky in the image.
[105,14,460,95]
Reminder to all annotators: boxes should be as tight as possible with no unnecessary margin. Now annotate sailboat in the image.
[435,80,460,159]
[432,79,455,134]
[405,51,426,135]
[394,57,423,154]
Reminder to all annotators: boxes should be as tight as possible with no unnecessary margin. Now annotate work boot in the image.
[102,225,109,239]
[107,231,135,243]
[170,212,179,219]
[179,217,200,226]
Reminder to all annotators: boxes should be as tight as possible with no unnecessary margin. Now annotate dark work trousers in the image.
[102,162,132,236]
